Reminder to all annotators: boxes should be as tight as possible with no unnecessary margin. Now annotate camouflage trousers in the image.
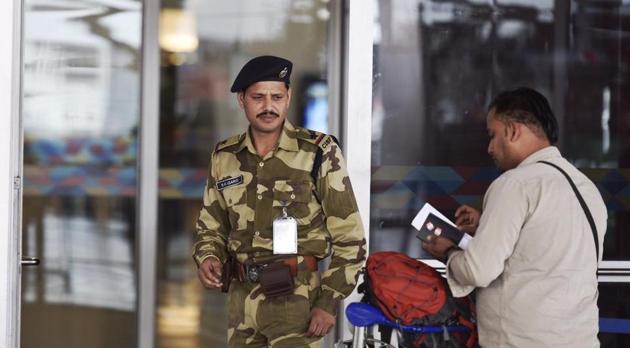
[227,261,323,348]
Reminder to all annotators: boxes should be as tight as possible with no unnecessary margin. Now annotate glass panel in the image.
[20,0,142,347]
[156,1,332,347]
[598,282,630,347]
[371,0,630,262]
[371,1,630,346]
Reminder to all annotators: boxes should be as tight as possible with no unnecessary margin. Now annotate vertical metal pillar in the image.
[138,0,160,346]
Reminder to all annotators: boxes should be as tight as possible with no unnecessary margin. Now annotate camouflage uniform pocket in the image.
[272,180,312,221]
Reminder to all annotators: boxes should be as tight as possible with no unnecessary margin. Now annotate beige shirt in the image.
[447,146,607,348]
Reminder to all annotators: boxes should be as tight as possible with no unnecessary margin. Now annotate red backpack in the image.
[360,251,478,348]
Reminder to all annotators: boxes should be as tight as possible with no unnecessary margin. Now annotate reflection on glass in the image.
[303,80,329,133]
[156,1,331,346]
[20,0,141,347]
[371,0,630,262]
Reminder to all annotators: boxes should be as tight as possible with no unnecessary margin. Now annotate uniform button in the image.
[290,194,296,199]
[259,162,264,167]
[255,231,260,236]
[257,194,263,200]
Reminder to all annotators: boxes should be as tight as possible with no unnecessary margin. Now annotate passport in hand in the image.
[416,212,466,245]
[411,202,473,249]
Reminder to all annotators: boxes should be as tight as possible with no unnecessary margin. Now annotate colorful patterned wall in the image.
[23,163,629,212]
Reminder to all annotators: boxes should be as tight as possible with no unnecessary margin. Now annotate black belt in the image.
[234,256,318,283]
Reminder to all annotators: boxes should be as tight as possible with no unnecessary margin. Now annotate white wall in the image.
[340,0,374,342]
[0,0,21,346]
[344,0,374,244]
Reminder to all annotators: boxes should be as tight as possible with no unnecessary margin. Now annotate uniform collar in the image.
[278,121,299,152]
[238,129,256,154]
[518,146,562,168]
[235,120,299,154]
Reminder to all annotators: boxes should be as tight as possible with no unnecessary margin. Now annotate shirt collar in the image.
[278,120,299,152]
[518,146,562,168]
[235,120,299,154]
[233,130,253,154]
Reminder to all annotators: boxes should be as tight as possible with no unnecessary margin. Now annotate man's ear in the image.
[286,87,292,105]
[508,122,523,142]
[237,92,245,109]
[510,122,527,142]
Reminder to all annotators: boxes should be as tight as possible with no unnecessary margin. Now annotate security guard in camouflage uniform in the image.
[194,55,366,348]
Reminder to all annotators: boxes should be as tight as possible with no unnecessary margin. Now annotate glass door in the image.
[20,0,143,347]
[370,0,630,346]
[155,1,337,346]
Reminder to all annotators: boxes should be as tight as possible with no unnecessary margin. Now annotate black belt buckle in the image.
[245,263,267,283]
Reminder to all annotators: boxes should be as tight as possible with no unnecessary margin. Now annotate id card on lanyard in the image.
[272,206,298,254]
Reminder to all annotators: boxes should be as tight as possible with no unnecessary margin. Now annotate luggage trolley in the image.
[338,302,470,348]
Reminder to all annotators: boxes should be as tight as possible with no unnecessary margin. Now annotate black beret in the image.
[230,55,293,93]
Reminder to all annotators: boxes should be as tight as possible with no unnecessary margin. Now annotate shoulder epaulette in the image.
[292,127,342,184]
[214,133,244,152]
[294,127,339,151]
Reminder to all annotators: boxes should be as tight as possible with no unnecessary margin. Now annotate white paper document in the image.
[411,202,473,250]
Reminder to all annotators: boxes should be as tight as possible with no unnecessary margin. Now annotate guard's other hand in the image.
[306,307,335,338]
[455,204,481,235]
[197,257,223,289]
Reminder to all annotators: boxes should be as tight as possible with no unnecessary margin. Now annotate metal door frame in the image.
[138,0,160,346]
[1,0,23,346]
[0,0,162,347]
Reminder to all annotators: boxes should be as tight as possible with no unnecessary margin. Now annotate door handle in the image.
[21,256,40,266]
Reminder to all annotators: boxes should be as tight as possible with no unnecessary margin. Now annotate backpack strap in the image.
[457,311,478,348]
[538,160,599,264]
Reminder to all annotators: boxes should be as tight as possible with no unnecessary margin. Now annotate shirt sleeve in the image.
[192,152,231,266]
[446,175,529,296]
[312,140,367,315]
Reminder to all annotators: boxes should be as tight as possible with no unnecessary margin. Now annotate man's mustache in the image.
[257,111,280,118]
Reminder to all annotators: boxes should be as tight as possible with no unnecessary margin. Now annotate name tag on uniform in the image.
[216,175,243,190]
[272,216,298,254]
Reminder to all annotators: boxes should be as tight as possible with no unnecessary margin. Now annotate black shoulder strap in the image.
[330,135,340,147]
[311,148,323,184]
[538,161,599,264]
[310,135,339,184]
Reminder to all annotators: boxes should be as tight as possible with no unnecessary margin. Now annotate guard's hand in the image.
[455,205,481,235]
[306,307,335,338]
[422,235,456,262]
[197,257,223,289]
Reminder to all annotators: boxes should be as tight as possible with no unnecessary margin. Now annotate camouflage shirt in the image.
[194,121,366,315]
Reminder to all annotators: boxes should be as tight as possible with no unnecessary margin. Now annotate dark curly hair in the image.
[489,87,558,144]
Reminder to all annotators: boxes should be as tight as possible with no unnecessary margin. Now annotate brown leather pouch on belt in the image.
[259,262,294,298]
[220,257,233,293]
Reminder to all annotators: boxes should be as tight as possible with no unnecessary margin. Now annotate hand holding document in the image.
[411,202,473,250]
